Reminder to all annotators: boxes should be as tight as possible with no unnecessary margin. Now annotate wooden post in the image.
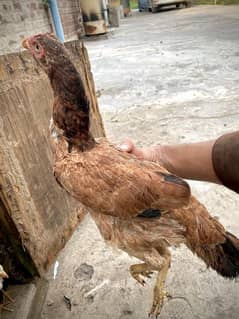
[0,40,105,281]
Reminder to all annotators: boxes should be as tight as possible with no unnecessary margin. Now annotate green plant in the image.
[130,0,139,9]
[42,0,49,9]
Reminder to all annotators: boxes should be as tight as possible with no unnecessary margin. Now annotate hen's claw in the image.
[2,290,14,303]
[130,264,153,286]
[142,270,153,278]
[0,290,15,313]
[0,304,14,312]
[149,290,172,318]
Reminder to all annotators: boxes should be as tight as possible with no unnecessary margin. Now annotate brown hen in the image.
[23,34,239,317]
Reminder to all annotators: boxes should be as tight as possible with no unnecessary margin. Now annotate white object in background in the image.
[53,261,59,280]
[84,279,109,298]
[102,0,109,25]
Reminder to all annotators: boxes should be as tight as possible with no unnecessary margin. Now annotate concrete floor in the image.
[4,5,239,319]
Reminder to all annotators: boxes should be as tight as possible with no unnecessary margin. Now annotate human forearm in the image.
[153,141,221,184]
[120,139,221,184]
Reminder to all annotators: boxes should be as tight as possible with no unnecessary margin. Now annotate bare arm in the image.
[119,139,221,184]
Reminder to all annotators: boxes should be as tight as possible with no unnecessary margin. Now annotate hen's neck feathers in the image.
[50,60,87,105]
[49,55,95,151]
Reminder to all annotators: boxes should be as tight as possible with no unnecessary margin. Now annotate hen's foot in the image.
[130,263,153,286]
[0,304,13,313]
[149,290,172,318]
[0,290,14,312]
[149,256,171,318]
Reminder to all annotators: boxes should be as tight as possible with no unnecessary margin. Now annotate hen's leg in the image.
[149,255,171,318]
[0,304,13,312]
[130,263,153,286]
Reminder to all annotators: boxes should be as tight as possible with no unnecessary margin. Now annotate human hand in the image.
[118,138,221,184]
[118,139,163,163]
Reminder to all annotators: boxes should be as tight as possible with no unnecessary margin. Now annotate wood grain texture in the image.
[0,40,105,279]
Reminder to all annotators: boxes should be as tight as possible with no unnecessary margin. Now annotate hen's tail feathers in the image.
[195,232,239,278]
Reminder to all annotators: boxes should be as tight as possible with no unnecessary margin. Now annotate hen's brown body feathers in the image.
[24,33,239,317]
[52,134,239,278]
[53,137,190,217]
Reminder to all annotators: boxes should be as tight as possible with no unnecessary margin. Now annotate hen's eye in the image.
[35,43,40,52]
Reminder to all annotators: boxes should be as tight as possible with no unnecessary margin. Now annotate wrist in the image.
[155,144,176,172]
[142,145,172,169]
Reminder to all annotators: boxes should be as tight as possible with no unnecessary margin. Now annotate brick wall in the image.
[0,0,52,55]
[0,0,84,55]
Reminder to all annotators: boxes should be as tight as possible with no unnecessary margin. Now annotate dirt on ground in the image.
[20,5,239,319]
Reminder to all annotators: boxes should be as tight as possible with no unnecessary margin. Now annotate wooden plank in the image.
[0,40,105,280]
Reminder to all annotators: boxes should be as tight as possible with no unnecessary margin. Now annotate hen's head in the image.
[22,33,69,75]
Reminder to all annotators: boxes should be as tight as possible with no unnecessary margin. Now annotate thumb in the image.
[118,139,134,152]
[118,139,145,159]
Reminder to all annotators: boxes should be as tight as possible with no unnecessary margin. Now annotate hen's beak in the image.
[22,38,30,49]
[0,270,8,279]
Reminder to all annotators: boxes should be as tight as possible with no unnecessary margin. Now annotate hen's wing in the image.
[52,135,190,219]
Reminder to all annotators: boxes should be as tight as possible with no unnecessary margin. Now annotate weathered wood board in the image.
[0,40,105,280]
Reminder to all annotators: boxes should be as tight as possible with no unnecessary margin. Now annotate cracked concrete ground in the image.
[4,5,239,319]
